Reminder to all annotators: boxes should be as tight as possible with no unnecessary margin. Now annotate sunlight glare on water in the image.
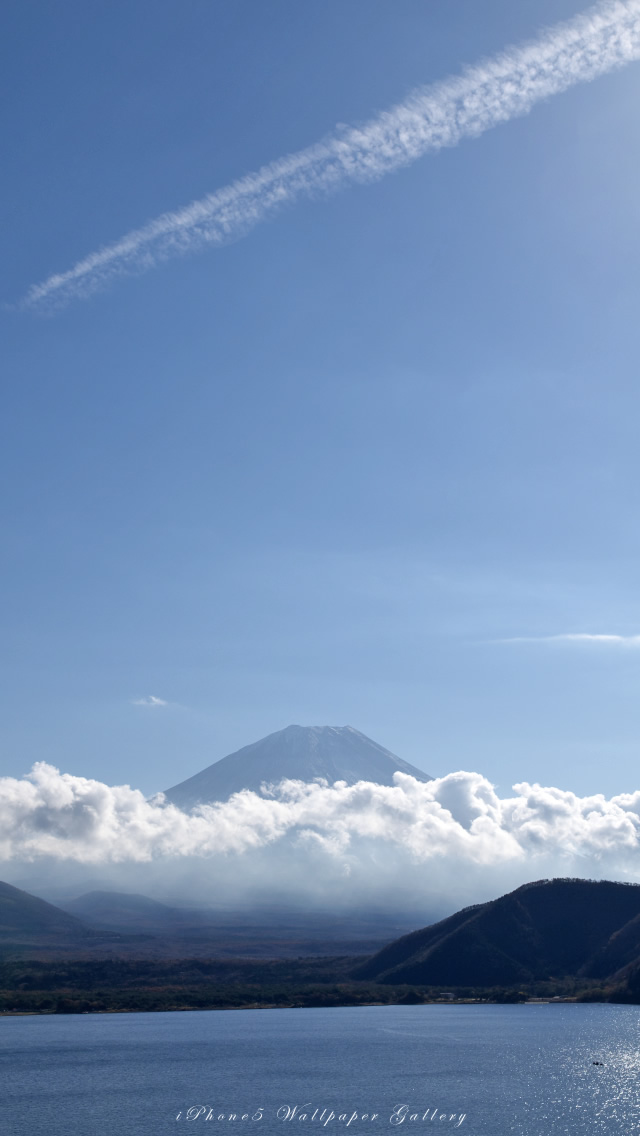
[2,1004,640,1135]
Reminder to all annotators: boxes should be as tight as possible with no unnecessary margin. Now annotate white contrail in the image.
[501,633,640,645]
[22,0,640,310]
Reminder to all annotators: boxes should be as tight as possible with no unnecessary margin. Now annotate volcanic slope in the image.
[163,724,432,810]
[353,878,640,987]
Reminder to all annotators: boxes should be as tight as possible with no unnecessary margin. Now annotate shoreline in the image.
[0,997,586,1018]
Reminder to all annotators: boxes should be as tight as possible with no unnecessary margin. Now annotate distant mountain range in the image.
[60,891,210,934]
[163,724,433,809]
[0,880,97,951]
[353,878,640,987]
[0,880,418,959]
[5,877,640,1010]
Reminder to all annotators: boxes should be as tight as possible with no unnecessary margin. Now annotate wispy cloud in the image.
[502,633,640,646]
[131,695,168,708]
[21,0,640,310]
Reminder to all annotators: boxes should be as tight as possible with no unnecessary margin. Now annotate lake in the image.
[2,1004,639,1135]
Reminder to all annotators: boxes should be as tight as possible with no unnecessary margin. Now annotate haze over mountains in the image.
[163,724,433,810]
[5,877,640,1008]
[0,880,97,952]
[0,879,421,959]
[61,891,209,934]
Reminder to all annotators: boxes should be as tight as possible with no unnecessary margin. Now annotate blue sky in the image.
[3,0,640,799]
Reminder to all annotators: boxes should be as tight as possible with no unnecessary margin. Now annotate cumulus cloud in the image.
[1,764,640,886]
[21,0,640,310]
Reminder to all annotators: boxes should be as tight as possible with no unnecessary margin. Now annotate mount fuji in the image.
[163,724,433,811]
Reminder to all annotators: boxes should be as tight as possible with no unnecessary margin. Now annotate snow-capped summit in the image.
[163,724,432,810]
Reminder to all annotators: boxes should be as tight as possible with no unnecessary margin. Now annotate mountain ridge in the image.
[0,879,95,949]
[352,878,640,986]
[58,891,209,933]
[0,881,422,959]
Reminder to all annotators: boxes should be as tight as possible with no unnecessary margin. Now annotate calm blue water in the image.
[2,1004,639,1136]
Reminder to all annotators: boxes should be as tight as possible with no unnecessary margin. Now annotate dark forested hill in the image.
[0,880,94,949]
[353,878,640,986]
[7,876,640,1010]
[8,874,640,1003]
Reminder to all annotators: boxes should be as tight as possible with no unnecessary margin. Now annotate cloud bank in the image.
[23,0,640,310]
[2,763,640,883]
